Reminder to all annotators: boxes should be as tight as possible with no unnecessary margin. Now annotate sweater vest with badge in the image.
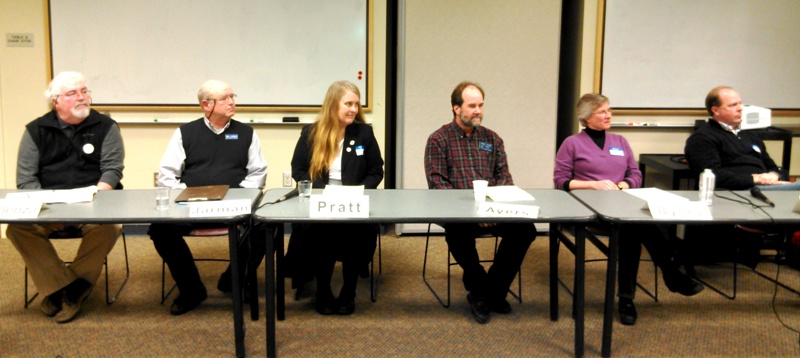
[25,109,115,189]
[179,119,252,188]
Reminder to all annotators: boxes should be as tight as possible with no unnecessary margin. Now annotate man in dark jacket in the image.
[6,71,125,324]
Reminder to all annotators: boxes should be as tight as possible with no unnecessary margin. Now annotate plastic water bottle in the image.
[699,168,715,205]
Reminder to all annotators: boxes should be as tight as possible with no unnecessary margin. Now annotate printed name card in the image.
[647,201,712,220]
[309,195,369,218]
[478,202,539,218]
[0,199,43,219]
[188,199,251,218]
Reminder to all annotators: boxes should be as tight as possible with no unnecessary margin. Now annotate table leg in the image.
[574,226,585,358]
[601,224,619,357]
[229,223,245,358]
[549,226,559,321]
[266,224,277,358]
[276,225,285,321]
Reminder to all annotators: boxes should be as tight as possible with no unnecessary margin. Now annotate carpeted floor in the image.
[0,227,799,357]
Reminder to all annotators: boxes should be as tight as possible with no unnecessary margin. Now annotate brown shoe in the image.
[55,279,93,324]
[39,293,63,317]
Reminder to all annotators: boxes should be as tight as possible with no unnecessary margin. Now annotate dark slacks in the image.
[617,224,676,300]
[148,222,267,299]
[443,222,536,302]
[286,223,378,301]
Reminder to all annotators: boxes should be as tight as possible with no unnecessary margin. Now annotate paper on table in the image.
[5,185,98,203]
[485,185,535,202]
[622,188,688,203]
[322,185,365,197]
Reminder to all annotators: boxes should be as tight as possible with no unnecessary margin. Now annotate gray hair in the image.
[576,93,609,127]
[197,79,231,104]
[44,71,86,108]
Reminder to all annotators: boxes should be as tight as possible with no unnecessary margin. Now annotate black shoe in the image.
[217,271,232,293]
[487,298,512,314]
[664,272,704,296]
[466,292,490,324]
[336,298,355,315]
[618,298,637,326]
[170,290,208,316]
[315,296,335,315]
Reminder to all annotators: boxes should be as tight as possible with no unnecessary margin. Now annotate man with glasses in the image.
[6,71,125,323]
[149,79,268,315]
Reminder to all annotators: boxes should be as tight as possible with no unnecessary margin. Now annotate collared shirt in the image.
[717,120,740,135]
[424,120,513,189]
[157,116,267,189]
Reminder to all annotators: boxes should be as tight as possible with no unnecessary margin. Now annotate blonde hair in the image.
[308,81,365,181]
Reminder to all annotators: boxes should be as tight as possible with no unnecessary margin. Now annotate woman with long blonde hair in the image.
[288,80,384,315]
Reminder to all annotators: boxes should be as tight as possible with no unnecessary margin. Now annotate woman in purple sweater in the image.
[554,93,703,326]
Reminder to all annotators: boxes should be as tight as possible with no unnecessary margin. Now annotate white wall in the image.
[399,0,562,190]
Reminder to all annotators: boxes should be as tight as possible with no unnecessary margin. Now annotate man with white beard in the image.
[6,71,125,324]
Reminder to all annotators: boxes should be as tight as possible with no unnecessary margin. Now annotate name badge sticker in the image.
[225,134,239,140]
[609,147,624,156]
[752,144,761,153]
[478,142,493,152]
[355,145,364,156]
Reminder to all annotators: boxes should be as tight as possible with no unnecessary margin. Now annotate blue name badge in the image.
[225,134,239,140]
[609,147,624,156]
[355,145,364,156]
[752,144,761,153]
[478,142,493,152]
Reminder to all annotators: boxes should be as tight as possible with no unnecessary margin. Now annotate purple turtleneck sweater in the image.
[553,128,642,191]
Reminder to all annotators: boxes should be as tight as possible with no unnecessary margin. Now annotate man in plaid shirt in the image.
[424,81,536,324]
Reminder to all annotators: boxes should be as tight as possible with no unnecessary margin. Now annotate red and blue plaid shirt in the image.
[424,120,514,189]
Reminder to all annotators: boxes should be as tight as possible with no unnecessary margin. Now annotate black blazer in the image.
[291,122,384,189]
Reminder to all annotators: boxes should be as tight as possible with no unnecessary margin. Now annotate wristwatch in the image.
[616,183,624,190]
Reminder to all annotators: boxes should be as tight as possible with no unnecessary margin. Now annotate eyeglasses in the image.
[208,94,237,103]
[60,89,92,101]
[592,109,612,116]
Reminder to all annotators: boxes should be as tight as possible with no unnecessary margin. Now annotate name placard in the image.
[0,199,43,219]
[188,199,251,218]
[478,202,539,218]
[309,195,369,218]
[647,201,712,220]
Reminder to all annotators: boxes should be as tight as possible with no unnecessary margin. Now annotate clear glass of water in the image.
[155,187,170,210]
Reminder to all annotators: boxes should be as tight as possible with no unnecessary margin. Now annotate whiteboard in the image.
[601,0,800,110]
[48,0,369,108]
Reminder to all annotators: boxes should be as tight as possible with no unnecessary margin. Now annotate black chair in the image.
[25,226,129,307]
[422,223,522,308]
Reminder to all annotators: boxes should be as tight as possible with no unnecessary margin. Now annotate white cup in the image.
[472,180,488,202]
[155,187,170,210]
[298,180,313,197]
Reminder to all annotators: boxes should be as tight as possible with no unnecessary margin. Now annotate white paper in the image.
[647,201,712,220]
[485,186,535,202]
[478,201,539,218]
[322,185,365,197]
[0,199,44,218]
[188,199,251,217]
[5,186,98,204]
[623,188,688,203]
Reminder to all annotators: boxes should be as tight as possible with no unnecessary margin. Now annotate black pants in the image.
[443,222,536,302]
[286,223,377,301]
[616,224,678,300]
[148,221,267,299]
